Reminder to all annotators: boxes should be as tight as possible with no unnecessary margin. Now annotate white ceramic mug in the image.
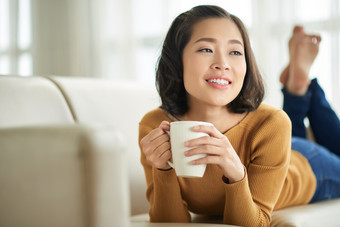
[168,121,213,178]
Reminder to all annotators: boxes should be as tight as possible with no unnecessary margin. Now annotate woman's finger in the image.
[140,121,170,146]
[190,154,221,165]
[192,124,224,139]
[185,133,230,148]
[145,133,170,155]
[184,143,227,157]
[147,143,171,169]
[159,120,170,131]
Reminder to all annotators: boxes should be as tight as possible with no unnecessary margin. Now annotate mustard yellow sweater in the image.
[138,104,316,227]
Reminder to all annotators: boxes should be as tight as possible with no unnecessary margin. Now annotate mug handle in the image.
[168,160,174,168]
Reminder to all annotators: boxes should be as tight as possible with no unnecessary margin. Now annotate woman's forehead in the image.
[189,18,243,45]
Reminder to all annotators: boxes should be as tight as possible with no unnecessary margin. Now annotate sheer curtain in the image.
[30,0,100,77]
[95,0,339,113]
[251,0,340,113]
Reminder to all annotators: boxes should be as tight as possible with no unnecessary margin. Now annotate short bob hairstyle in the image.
[156,5,264,117]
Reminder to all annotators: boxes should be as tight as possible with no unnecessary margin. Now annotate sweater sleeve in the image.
[139,121,191,222]
[223,109,292,227]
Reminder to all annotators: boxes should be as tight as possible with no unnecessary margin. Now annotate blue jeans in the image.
[282,79,340,203]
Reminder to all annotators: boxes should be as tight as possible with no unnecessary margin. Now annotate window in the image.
[0,0,10,74]
[0,0,32,76]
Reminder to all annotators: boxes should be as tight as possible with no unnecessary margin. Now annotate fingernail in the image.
[193,125,200,130]
[184,141,189,146]
[184,151,189,156]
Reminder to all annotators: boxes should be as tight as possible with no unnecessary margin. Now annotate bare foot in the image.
[279,65,289,86]
[280,26,321,95]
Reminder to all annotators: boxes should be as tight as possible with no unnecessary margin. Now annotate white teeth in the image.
[207,79,230,85]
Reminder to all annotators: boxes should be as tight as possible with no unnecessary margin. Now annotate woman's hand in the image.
[184,124,244,183]
[140,121,172,170]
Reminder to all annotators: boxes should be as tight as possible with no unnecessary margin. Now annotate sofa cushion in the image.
[0,76,74,127]
[48,76,160,215]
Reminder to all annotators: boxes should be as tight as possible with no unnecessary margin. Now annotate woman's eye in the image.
[230,50,242,56]
[199,48,213,53]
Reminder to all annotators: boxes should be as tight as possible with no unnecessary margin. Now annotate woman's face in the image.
[182,18,246,110]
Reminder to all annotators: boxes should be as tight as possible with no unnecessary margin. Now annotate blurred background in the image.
[0,0,339,113]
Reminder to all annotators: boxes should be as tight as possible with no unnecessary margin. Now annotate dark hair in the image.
[156,5,264,117]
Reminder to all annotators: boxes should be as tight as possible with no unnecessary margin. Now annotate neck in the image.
[181,104,245,134]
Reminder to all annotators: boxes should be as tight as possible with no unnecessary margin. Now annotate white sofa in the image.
[1,75,339,227]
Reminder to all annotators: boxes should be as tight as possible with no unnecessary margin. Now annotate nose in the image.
[212,63,230,70]
[212,55,230,70]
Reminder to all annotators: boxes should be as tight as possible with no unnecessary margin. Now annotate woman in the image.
[139,5,340,226]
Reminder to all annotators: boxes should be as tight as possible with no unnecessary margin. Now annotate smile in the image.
[206,78,230,85]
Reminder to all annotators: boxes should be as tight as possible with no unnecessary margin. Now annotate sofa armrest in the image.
[0,124,130,227]
[84,125,130,227]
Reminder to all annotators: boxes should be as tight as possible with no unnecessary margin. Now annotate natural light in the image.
[0,0,339,113]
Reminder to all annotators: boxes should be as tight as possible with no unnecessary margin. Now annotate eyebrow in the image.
[194,37,243,46]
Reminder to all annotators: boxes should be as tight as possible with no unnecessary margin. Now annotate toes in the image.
[311,35,322,44]
[293,25,304,34]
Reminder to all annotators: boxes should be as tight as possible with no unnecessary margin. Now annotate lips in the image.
[205,76,232,89]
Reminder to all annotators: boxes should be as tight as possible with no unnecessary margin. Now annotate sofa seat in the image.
[131,198,340,226]
[271,198,340,226]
